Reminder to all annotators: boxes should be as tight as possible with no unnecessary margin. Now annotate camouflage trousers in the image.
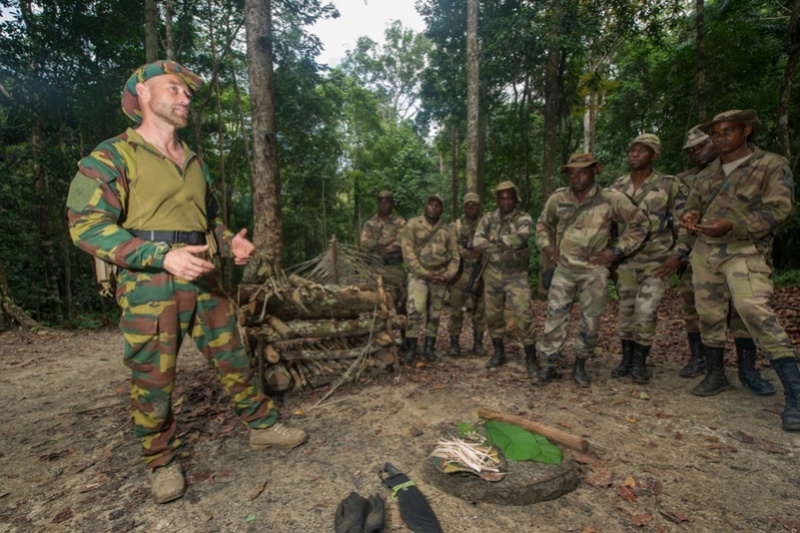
[691,240,795,359]
[406,275,447,338]
[447,267,486,335]
[678,264,749,338]
[538,265,609,360]
[482,266,536,345]
[617,264,667,346]
[117,269,276,470]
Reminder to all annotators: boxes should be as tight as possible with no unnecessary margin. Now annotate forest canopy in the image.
[1,0,799,328]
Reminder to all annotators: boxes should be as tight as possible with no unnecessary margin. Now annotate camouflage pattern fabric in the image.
[448,216,486,334]
[119,267,276,469]
[66,130,273,469]
[360,213,406,265]
[536,183,648,358]
[401,216,460,338]
[535,183,649,268]
[537,265,609,359]
[473,208,536,344]
[610,170,686,347]
[686,149,796,359]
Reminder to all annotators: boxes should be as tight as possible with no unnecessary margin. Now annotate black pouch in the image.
[542,266,556,290]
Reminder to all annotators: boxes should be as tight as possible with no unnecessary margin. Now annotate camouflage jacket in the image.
[360,213,406,264]
[401,216,460,280]
[609,169,689,266]
[66,128,234,271]
[452,216,483,272]
[684,147,794,256]
[473,208,532,273]
[536,183,649,269]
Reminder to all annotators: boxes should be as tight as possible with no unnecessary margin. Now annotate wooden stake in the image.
[477,407,590,453]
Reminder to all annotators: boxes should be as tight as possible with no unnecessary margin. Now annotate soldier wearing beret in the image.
[473,181,538,373]
[608,133,687,385]
[400,195,460,364]
[66,61,306,504]
[447,192,488,357]
[535,154,648,387]
[682,109,799,431]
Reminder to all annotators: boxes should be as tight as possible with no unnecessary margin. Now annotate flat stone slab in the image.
[421,454,578,505]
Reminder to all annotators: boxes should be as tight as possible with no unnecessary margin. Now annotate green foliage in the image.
[773,269,800,288]
[484,420,563,464]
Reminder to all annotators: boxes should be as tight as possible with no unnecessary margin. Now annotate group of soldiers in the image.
[361,109,800,434]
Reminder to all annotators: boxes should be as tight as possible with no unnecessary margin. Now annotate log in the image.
[251,315,406,343]
[264,364,293,392]
[267,315,295,338]
[265,345,281,364]
[239,283,386,321]
[477,407,590,453]
[280,347,377,362]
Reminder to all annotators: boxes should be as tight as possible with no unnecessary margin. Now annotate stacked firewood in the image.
[238,247,405,394]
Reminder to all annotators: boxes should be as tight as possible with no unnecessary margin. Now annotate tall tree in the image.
[465,0,480,194]
[777,0,800,161]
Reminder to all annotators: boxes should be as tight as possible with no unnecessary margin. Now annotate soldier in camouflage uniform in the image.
[400,195,460,364]
[66,61,306,504]
[675,127,773,396]
[682,109,799,431]
[447,192,487,357]
[473,181,537,372]
[609,133,688,385]
[360,191,407,314]
[536,154,648,387]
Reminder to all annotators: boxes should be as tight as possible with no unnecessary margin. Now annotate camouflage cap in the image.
[560,153,603,174]
[376,190,394,199]
[699,109,762,136]
[463,192,481,205]
[493,180,517,193]
[629,133,662,159]
[683,126,709,149]
[122,60,203,124]
[426,194,444,205]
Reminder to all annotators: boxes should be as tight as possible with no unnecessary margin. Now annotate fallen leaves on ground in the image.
[659,509,695,523]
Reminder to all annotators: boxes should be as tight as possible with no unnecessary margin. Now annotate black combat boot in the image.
[612,340,635,378]
[403,337,417,365]
[486,338,507,369]
[679,332,706,378]
[472,331,487,356]
[631,343,650,385]
[735,338,775,396]
[536,358,559,385]
[772,357,800,431]
[422,336,439,363]
[448,335,461,357]
[524,344,538,380]
[572,357,590,388]
[691,346,732,396]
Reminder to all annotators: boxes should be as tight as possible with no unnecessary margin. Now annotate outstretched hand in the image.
[232,228,255,265]
[163,245,215,281]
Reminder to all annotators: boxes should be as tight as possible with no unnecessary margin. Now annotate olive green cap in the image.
[699,109,762,136]
[376,190,394,199]
[683,126,709,149]
[426,194,443,205]
[463,192,481,205]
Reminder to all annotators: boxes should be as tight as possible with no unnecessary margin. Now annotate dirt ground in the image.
[1,290,800,533]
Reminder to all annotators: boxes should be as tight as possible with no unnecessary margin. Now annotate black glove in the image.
[334,492,367,533]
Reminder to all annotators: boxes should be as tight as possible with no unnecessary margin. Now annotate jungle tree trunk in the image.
[144,0,158,61]
[165,0,175,60]
[244,0,284,278]
[777,0,800,161]
[696,0,706,121]
[542,0,563,203]
[466,0,479,194]
[32,120,61,320]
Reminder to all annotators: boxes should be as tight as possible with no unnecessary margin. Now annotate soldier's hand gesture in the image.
[694,218,733,237]
[588,248,618,267]
[164,245,215,281]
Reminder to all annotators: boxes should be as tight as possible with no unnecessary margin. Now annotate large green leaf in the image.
[484,420,563,464]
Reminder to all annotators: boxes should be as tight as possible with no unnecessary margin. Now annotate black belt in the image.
[130,230,206,245]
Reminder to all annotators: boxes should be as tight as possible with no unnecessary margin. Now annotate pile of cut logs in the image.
[238,273,405,394]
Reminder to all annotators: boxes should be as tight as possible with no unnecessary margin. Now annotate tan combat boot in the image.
[150,461,186,504]
[250,423,307,450]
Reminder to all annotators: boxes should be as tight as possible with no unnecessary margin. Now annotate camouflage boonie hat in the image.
[560,153,603,174]
[683,126,709,149]
[463,192,481,205]
[629,133,662,159]
[376,190,394,199]
[699,109,762,136]
[122,60,203,124]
